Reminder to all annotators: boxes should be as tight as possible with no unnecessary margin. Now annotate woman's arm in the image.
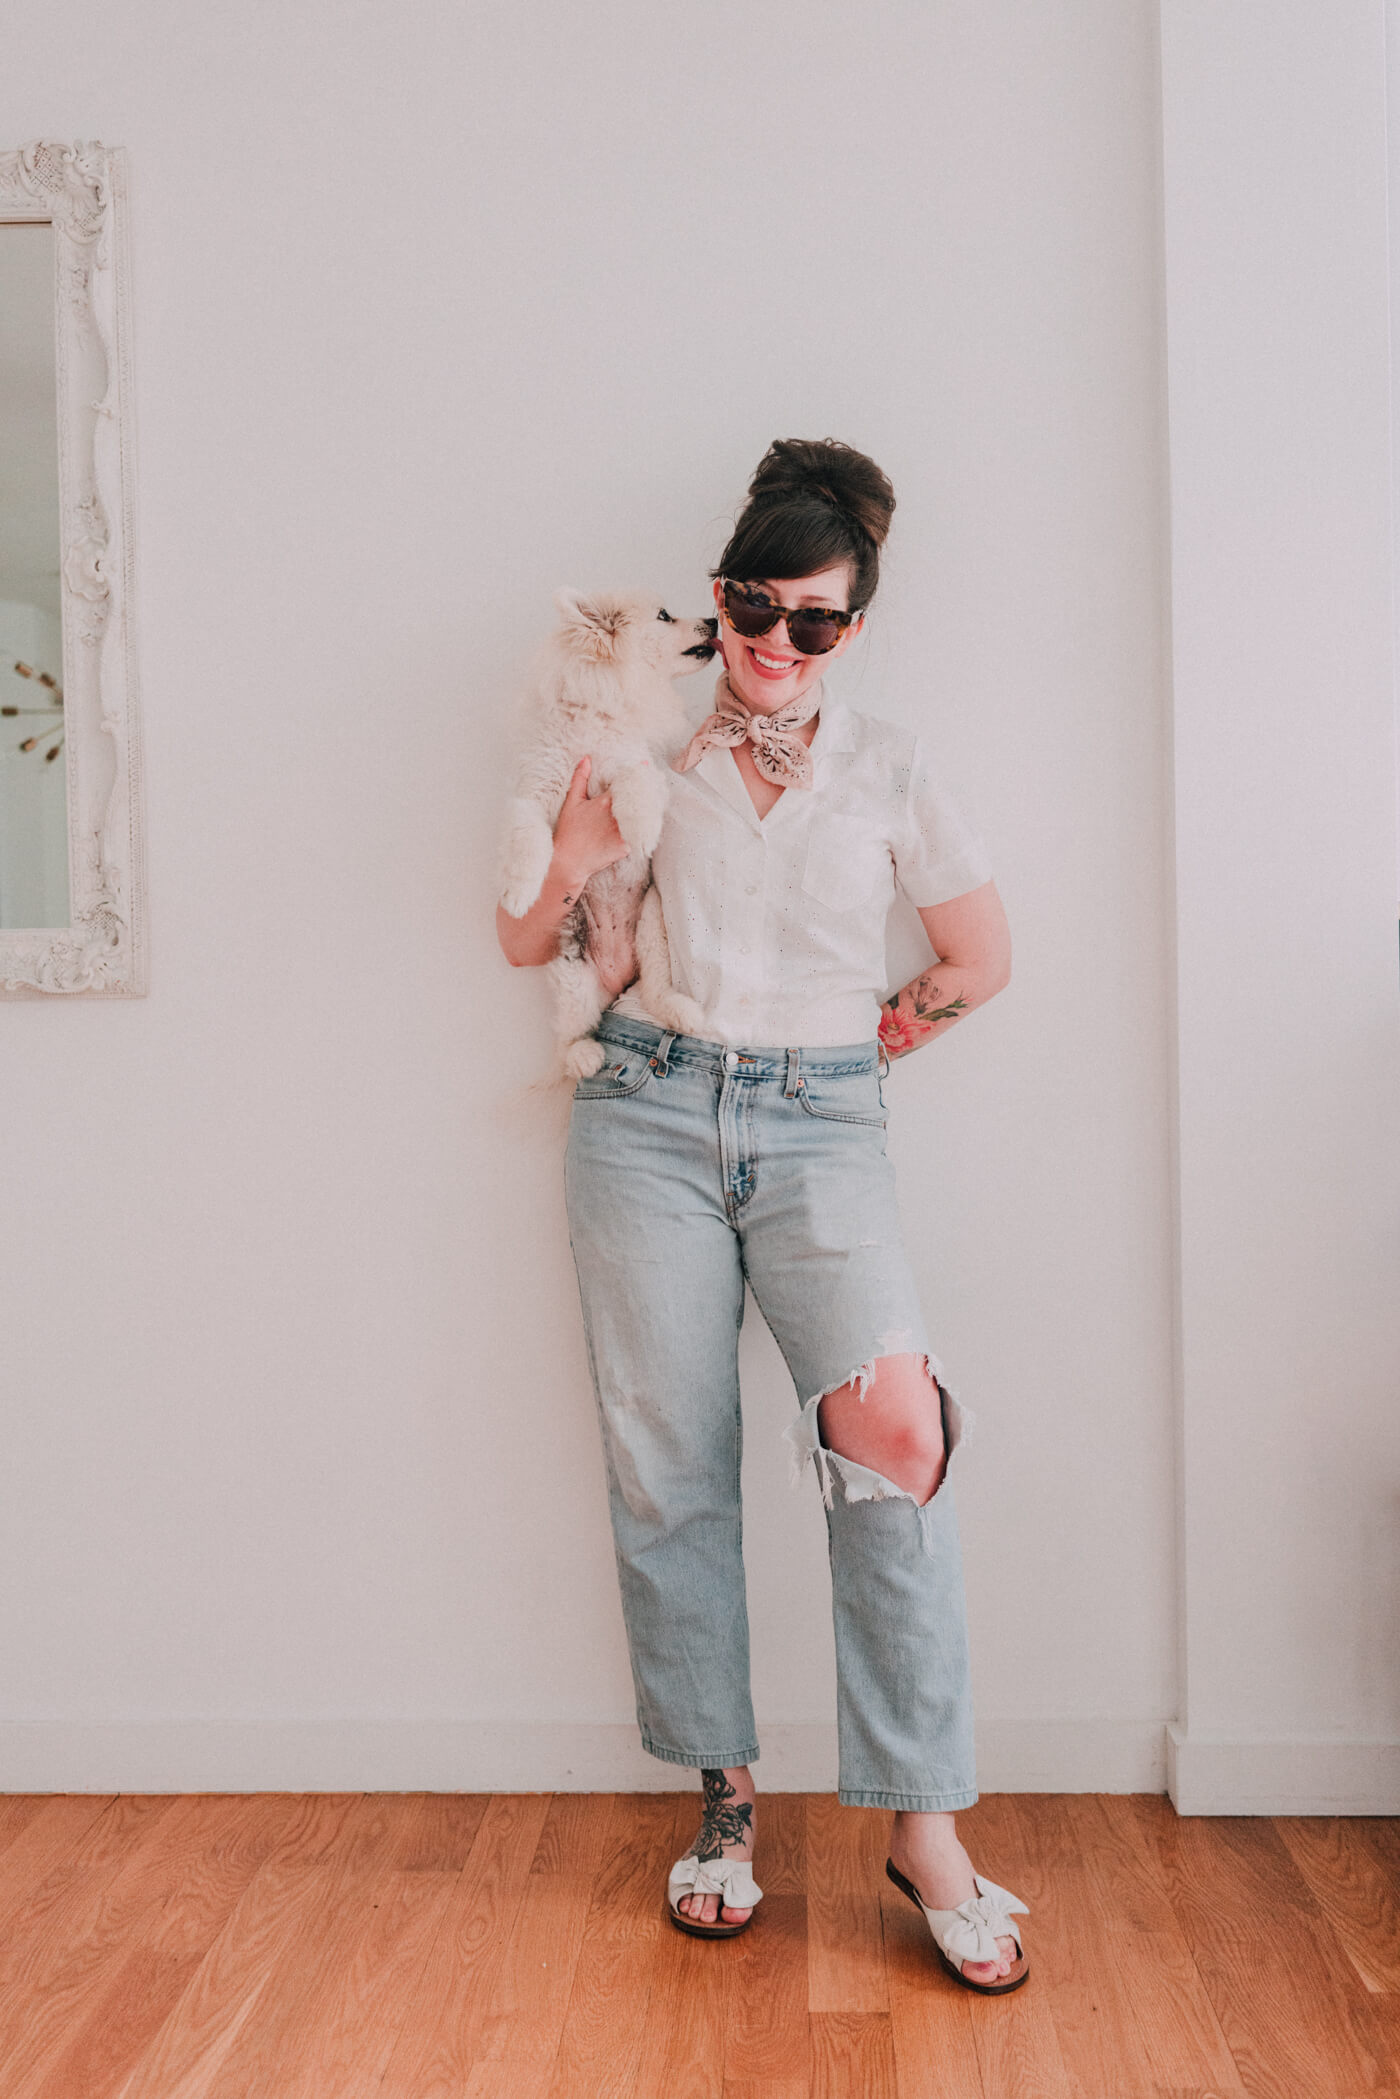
[495,756,639,994]
[877,878,1011,1060]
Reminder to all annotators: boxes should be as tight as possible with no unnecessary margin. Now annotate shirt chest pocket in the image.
[800,813,892,914]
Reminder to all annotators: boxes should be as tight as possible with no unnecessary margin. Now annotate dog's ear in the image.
[554,587,626,660]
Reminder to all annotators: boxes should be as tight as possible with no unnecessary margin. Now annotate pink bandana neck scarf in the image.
[672,670,824,790]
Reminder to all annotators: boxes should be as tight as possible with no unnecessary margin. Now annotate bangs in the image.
[714,499,866,604]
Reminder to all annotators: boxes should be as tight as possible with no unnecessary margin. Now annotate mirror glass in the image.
[0,221,68,929]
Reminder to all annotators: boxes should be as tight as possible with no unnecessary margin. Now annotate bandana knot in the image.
[673,671,822,790]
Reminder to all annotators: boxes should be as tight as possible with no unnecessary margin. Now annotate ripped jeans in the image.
[563,1012,979,1812]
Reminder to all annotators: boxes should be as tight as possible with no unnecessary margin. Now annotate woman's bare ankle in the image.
[678,1765,756,1923]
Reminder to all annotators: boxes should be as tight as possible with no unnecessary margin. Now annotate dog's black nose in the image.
[702,617,719,638]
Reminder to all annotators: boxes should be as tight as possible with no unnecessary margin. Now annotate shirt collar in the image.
[687,687,857,828]
[808,692,857,760]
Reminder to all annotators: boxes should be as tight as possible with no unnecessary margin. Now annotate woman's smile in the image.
[745,643,800,680]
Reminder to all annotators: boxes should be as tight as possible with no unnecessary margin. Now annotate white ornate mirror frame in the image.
[0,141,145,995]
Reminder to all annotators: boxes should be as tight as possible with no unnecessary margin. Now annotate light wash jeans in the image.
[564,1011,979,1811]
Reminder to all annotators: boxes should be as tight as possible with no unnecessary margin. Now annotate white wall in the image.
[1,0,1390,1809]
[1161,0,1400,1812]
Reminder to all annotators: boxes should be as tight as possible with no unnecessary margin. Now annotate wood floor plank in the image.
[1275,1817,1400,1995]
[723,1796,810,2088]
[0,1786,1389,2099]
[176,1791,422,2099]
[542,1791,680,2099]
[6,1793,300,2099]
[627,1796,729,2099]
[388,1791,493,1874]
[0,1795,123,1940]
[1346,1995,1400,2089]
[967,1982,1075,2099]
[806,1797,888,2014]
[1073,1793,1184,1935]
[466,1791,618,2098]
[921,1794,1071,2099]
[0,1792,179,1988]
[30,1796,306,2099]
[0,1794,186,2095]
[722,2082,809,2099]
[878,1880,983,2099]
[1060,1795,1246,2095]
[377,1791,553,2099]
[1137,1806,1378,2099]
[0,1796,49,1868]
[755,1785,806,1898]
[272,1793,488,2099]
[109,1793,384,2099]
[810,2010,898,2097]
[1004,1793,1162,2099]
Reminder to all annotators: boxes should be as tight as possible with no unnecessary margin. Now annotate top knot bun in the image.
[714,437,897,611]
[747,438,896,550]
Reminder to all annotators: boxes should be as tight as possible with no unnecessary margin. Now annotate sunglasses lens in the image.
[723,583,780,639]
[787,611,843,656]
[722,582,851,655]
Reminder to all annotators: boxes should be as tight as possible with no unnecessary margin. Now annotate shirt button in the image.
[745,884,758,897]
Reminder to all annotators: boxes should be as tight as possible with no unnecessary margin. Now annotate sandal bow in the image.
[667,1852,763,1916]
[931,1873,1029,1967]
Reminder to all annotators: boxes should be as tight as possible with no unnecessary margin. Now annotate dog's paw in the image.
[499,878,544,920]
[652,991,706,1037]
[561,1036,607,1080]
[610,770,667,859]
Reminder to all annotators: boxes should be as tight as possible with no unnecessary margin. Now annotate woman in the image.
[495,439,1027,1993]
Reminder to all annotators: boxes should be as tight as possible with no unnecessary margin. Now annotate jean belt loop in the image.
[784,1046,802,1098]
[877,1039,891,1080]
[651,1030,676,1077]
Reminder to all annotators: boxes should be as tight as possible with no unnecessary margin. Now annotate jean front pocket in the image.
[796,1064,887,1127]
[572,1047,658,1101]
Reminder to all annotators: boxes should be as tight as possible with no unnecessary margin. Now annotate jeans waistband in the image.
[595,1011,883,1078]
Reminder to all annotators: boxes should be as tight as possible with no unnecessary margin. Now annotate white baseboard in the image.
[6,1717,1391,1812]
[0,1715,1166,1796]
[975,1716,1167,1793]
[1166,1725,1400,1814]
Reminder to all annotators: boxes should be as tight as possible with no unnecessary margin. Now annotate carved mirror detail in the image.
[0,141,144,995]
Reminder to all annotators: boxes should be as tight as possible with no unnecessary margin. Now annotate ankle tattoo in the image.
[696,1768,753,1862]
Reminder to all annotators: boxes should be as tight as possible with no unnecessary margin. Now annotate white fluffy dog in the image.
[499,587,713,1080]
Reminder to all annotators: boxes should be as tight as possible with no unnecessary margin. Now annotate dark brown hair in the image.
[712,438,896,611]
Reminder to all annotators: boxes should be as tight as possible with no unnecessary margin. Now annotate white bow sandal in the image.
[885,1859,1031,1993]
[666,1851,764,1938]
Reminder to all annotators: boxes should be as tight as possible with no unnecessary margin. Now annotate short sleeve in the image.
[892,737,994,907]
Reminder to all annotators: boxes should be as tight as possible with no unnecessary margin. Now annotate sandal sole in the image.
[885,1859,1031,1994]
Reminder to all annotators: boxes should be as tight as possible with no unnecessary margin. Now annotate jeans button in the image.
[724,1050,737,1071]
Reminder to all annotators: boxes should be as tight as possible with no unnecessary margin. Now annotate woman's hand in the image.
[551,756,630,890]
[495,757,633,970]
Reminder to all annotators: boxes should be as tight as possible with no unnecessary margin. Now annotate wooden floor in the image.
[0,1791,1397,2098]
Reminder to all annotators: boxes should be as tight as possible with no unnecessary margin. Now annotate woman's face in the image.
[713,564,863,716]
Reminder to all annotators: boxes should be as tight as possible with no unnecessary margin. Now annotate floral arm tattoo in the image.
[695,1769,753,1860]
[877,969,970,1061]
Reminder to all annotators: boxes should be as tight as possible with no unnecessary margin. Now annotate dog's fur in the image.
[498,587,714,1080]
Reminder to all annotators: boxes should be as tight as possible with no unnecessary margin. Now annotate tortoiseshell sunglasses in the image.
[719,578,862,657]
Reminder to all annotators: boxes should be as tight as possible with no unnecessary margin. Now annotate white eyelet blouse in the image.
[611,692,994,1048]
